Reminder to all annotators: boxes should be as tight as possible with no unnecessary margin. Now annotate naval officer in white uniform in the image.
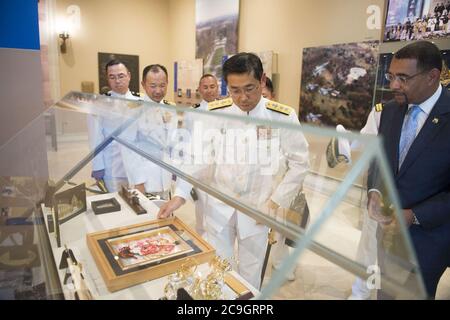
[121,64,178,200]
[327,103,382,300]
[158,53,310,289]
[185,74,220,237]
[88,59,139,192]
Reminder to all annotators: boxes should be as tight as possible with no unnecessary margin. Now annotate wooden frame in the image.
[86,217,215,292]
[54,183,87,247]
[54,183,87,225]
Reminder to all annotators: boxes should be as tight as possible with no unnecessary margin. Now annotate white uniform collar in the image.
[409,85,442,116]
[232,96,265,116]
[142,94,164,105]
[110,90,133,99]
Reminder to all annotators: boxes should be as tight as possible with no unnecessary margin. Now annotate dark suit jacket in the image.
[369,87,450,271]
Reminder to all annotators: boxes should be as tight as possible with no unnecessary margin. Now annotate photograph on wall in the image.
[373,49,450,104]
[53,183,86,225]
[195,0,239,89]
[383,0,450,42]
[98,52,140,94]
[257,51,276,78]
[299,41,379,130]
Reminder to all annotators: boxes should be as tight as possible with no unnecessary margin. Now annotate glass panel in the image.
[0,91,427,300]
[0,113,62,299]
[58,91,425,299]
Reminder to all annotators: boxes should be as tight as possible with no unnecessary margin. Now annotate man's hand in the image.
[403,209,414,227]
[91,169,105,181]
[367,191,393,225]
[157,196,186,219]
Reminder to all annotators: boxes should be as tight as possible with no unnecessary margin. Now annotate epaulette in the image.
[265,100,293,116]
[374,103,383,112]
[163,99,176,106]
[131,91,141,97]
[192,103,200,109]
[208,97,233,111]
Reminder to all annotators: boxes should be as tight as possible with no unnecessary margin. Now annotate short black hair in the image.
[395,41,442,72]
[199,73,217,84]
[105,59,128,73]
[142,64,168,81]
[265,77,274,94]
[222,52,264,83]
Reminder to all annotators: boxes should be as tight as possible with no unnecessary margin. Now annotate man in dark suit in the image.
[368,41,450,298]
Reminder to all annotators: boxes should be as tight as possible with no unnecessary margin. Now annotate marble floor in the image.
[45,136,450,300]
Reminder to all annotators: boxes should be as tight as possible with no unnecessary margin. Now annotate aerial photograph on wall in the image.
[299,41,379,130]
[195,0,239,91]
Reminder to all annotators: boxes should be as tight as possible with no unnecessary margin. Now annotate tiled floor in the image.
[46,137,450,300]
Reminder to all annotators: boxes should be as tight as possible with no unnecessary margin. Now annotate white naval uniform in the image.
[335,107,380,299]
[120,94,178,195]
[175,96,310,288]
[336,107,381,161]
[184,99,209,237]
[87,90,139,192]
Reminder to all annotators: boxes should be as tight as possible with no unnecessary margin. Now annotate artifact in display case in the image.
[53,183,87,224]
[163,256,254,300]
[59,245,94,300]
[91,197,121,215]
[119,186,146,215]
[53,183,87,247]
[86,217,215,292]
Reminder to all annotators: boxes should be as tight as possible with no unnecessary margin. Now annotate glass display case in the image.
[0,91,427,300]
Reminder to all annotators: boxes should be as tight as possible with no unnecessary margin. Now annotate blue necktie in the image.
[398,105,422,169]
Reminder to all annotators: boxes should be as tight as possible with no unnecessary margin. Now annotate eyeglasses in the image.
[384,70,426,85]
[228,84,259,97]
[108,73,128,81]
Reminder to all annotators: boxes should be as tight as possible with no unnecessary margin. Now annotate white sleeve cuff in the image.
[174,178,192,200]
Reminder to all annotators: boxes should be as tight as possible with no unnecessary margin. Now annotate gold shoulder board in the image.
[265,100,293,115]
[163,99,176,106]
[375,103,383,112]
[208,97,233,111]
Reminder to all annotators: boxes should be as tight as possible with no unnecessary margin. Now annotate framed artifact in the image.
[91,197,121,215]
[118,186,146,215]
[54,183,87,225]
[224,273,254,300]
[53,183,87,248]
[86,217,215,292]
